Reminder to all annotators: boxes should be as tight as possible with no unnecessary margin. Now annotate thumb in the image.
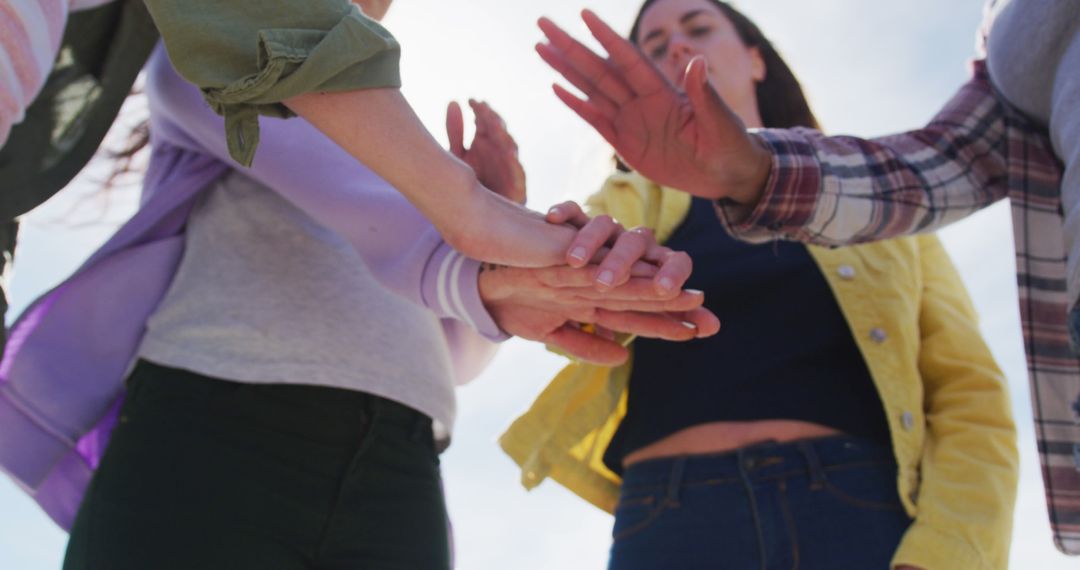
[446,101,466,158]
[683,56,746,143]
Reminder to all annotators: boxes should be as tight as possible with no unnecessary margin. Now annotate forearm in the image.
[151,55,509,338]
[286,88,481,245]
[720,65,1011,246]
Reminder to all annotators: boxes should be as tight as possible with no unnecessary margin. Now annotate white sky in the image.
[0,0,1075,568]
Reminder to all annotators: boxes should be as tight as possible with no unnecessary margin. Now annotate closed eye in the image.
[649,41,669,60]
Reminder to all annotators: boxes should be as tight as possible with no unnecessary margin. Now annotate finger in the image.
[535,43,620,121]
[537,18,634,105]
[647,248,693,296]
[581,9,670,96]
[594,325,617,342]
[552,84,618,144]
[470,100,528,203]
[477,101,518,152]
[564,214,621,269]
[527,264,701,304]
[546,200,590,226]
[593,310,698,342]
[594,227,651,291]
[682,306,721,337]
[684,56,746,145]
[628,259,659,278]
[446,101,466,158]
[546,325,629,365]
[560,289,706,312]
[535,43,600,105]
[467,99,489,142]
[529,266,698,303]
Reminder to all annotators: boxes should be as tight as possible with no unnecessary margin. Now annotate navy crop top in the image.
[603,198,891,474]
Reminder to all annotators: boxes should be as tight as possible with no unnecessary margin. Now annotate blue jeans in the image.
[609,436,912,570]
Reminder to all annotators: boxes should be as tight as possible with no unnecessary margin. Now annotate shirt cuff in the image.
[201,5,402,166]
[715,129,824,243]
[421,242,509,342]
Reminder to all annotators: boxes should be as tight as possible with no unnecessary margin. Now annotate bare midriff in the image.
[622,420,844,468]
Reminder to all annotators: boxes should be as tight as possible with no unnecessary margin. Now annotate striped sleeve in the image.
[421,242,508,342]
[0,0,117,147]
[0,0,69,146]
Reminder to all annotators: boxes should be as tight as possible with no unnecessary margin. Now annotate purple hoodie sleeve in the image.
[146,47,507,342]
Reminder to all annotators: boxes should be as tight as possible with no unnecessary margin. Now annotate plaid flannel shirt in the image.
[719,59,1079,554]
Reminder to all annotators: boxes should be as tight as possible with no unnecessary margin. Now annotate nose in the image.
[668,33,696,71]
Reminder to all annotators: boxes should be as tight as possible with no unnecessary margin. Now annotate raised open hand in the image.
[536,10,771,205]
[447,100,527,204]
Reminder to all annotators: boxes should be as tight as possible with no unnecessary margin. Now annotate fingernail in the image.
[686,289,704,295]
[658,277,675,291]
[547,206,561,217]
[681,321,697,329]
[570,247,588,262]
[597,270,615,287]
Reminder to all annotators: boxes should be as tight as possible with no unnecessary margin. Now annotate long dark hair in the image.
[630,0,820,130]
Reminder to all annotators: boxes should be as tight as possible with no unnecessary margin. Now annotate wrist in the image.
[436,169,486,254]
[477,264,512,308]
[727,134,772,206]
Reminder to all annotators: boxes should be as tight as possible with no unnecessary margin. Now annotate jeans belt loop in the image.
[797,440,827,490]
[664,456,687,507]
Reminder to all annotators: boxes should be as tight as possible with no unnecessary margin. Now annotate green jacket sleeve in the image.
[143,0,401,166]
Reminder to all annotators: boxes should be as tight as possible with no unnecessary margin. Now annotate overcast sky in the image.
[1,0,1074,568]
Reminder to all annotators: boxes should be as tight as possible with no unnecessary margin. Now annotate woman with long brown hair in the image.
[503,1,1018,568]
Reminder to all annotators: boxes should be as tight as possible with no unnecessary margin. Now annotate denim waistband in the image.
[619,435,895,493]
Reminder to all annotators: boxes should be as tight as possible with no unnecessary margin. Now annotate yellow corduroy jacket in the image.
[500,172,1019,570]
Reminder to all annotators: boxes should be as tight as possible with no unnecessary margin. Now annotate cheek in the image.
[704,41,759,93]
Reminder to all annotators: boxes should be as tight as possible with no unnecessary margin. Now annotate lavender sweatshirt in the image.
[0,44,501,530]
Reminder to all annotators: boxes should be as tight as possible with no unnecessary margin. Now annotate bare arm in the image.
[286,88,576,267]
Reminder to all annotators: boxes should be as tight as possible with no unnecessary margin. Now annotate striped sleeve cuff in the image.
[421,242,509,342]
[716,128,824,242]
[0,0,70,146]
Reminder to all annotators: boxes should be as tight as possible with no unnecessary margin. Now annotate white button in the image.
[870,328,888,343]
[837,265,856,280]
[901,411,915,431]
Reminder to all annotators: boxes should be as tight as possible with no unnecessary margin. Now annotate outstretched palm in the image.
[536,11,770,203]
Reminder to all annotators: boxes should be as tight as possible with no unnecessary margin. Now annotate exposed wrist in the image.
[435,169,486,254]
[477,263,511,307]
[727,134,772,206]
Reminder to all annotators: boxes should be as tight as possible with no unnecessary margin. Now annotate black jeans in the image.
[63,360,450,570]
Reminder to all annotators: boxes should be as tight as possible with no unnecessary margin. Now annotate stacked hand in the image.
[480,264,719,365]
[535,10,773,206]
[448,100,719,364]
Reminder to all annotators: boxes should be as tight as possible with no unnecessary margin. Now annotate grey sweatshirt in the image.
[987,0,1080,304]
